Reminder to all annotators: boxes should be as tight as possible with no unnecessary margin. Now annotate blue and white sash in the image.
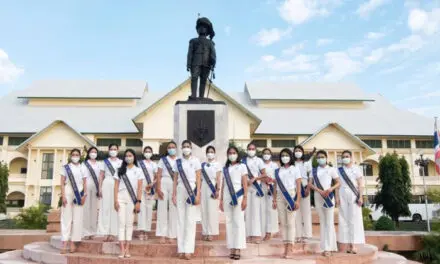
[241,158,264,197]
[176,159,197,205]
[84,160,100,197]
[223,166,244,207]
[338,167,361,204]
[274,168,297,212]
[312,168,334,208]
[162,156,175,179]
[104,159,116,176]
[267,183,275,196]
[138,160,155,196]
[120,173,140,213]
[202,162,216,198]
[64,164,84,205]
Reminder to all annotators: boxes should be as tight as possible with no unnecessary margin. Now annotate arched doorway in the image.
[362,159,379,176]
[9,157,27,175]
[6,191,25,208]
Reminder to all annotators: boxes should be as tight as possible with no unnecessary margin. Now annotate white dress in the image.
[137,160,158,232]
[81,160,100,238]
[244,156,265,237]
[201,161,221,236]
[337,165,365,244]
[262,161,279,234]
[295,160,313,239]
[97,158,121,237]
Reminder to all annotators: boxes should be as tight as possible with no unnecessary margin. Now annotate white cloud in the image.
[365,31,385,39]
[252,27,292,46]
[0,49,24,83]
[408,8,440,35]
[394,90,440,104]
[388,35,425,52]
[364,48,384,64]
[247,53,319,74]
[316,38,334,46]
[261,55,276,62]
[224,26,231,36]
[356,0,389,18]
[278,0,339,25]
[323,51,362,81]
[347,46,366,58]
[282,42,305,55]
[378,65,405,75]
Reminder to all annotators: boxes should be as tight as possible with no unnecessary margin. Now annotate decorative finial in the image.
[198,13,200,18]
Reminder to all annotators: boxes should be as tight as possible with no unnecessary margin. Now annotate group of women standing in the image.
[60,141,365,260]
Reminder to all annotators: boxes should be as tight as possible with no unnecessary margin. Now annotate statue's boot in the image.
[190,77,198,100]
[199,77,207,98]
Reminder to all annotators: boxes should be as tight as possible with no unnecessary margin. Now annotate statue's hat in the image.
[196,17,215,39]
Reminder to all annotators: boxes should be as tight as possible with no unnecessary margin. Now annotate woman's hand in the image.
[241,198,247,211]
[114,201,120,212]
[135,202,141,213]
[219,200,224,212]
[214,191,220,199]
[146,184,153,192]
[272,199,277,210]
[195,196,201,206]
[172,194,177,206]
[157,189,164,200]
[80,194,87,206]
[294,201,300,210]
[62,196,68,207]
[98,190,102,199]
[357,197,363,207]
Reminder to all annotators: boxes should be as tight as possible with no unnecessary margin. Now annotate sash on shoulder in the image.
[162,156,175,179]
[138,160,155,196]
[176,159,197,205]
[104,159,116,176]
[338,167,361,204]
[312,168,334,208]
[223,167,244,207]
[241,158,264,197]
[202,162,217,199]
[120,173,140,213]
[274,168,297,212]
[64,164,84,205]
[84,160,100,197]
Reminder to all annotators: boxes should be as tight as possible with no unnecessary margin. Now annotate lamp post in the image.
[360,162,369,206]
[415,153,431,232]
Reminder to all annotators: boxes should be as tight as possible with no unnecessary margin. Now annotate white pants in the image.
[156,178,177,238]
[315,193,337,252]
[176,185,197,254]
[61,188,84,242]
[117,191,135,241]
[338,187,365,244]
[137,191,154,232]
[295,194,312,238]
[97,177,118,236]
[264,184,279,234]
[223,191,246,249]
[245,187,263,237]
[82,181,98,237]
[201,182,219,236]
[276,190,296,244]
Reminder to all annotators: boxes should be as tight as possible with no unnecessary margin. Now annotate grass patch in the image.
[0,219,19,229]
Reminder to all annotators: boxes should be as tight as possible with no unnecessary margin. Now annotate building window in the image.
[364,164,373,176]
[8,137,29,146]
[363,139,382,148]
[416,140,434,149]
[20,167,27,174]
[39,187,52,206]
[251,140,267,148]
[97,138,122,147]
[387,139,411,149]
[126,138,143,147]
[41,153,54,179]
[271,140,296,148]
[419,166,429,177]
[0,136,3,145]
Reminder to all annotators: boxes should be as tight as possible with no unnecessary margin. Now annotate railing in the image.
[8,173,26,183]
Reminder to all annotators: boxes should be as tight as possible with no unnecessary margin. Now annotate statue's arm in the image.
[210,41,216,69]
[187,40,194,70]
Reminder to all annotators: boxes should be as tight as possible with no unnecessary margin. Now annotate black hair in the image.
[108,143,119,150]
[70,148,81,156]
[225,146,241,168]
[293,145,305,161]
[342,150,352,157]
[247,142,256,149]
[206,145,216,153]
[85,147,99,161]
[262,148,272,155]
[182,140,192,147]
[316,150,328,158]
[143,146,153,153]
[167,141,177,148]
[118,149,139,178]
[279,148,294,166]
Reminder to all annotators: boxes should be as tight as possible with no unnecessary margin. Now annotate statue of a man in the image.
[187,17,216,100]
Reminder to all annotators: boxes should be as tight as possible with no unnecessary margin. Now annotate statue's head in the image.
[196,17,215,39]
[197,24,208,36]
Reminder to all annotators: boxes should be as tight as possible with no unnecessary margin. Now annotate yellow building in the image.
[0,79,438,212]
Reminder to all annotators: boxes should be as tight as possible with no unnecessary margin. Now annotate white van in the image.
[368,203,440,222]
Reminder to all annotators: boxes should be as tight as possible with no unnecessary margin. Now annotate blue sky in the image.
[1,0,439,119]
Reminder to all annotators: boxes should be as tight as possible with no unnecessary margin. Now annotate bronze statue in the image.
[187,17,216,100]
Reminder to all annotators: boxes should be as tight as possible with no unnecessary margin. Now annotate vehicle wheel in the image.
[412,214,422,222]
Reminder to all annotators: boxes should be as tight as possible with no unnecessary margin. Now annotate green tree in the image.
[0,161,9,214]
[373,153,411,226]
[427,187,440,203]
[14,203,49,229]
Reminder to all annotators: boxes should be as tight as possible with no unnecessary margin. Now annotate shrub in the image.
[14,203,49,229]
[362,207,374,230]
[374,216,396,231]
[414,234,440,264]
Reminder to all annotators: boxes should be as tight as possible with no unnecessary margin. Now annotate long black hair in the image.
[206,145,216,153]
[279,148,294,166]
[293,145,305,162]
[85,147,99,161]
[225,146,241,168]
[118,149,139,178]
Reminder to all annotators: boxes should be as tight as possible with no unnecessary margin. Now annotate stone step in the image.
[0,250,31,264]
[22,242,67,264]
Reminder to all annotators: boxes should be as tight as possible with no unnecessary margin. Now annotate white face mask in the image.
[125,157,134,164]
[281,156,290,164]
[228,154,238,162]
[144,152,152,159]
[317,158,327,166]
[182,147,191,156]
[342,158,351,165]
[263,154,271,161]
[89,153,97,160]
[71,156,80,163]
[247,150,256,157]
[207,153,215,160]
[109,150,118,157]
[294,151,303,159]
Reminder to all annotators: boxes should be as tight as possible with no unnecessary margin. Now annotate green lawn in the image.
[0,219,18,229]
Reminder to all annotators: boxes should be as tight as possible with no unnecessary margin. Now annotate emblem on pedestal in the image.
[187,110,215,147]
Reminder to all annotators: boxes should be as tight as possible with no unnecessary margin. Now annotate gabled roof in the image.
[17,80,147,99]
[16,120,96,151]
[245,81,375,101]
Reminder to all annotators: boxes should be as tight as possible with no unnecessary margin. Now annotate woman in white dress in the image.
[201,146,221,241]
[272,148,301,258]
[156,141,178,243]
[82,147,100,240]
[336,150,365,254]
[137,146,158,240]
[97,144,121,241]
[309,150,341,257]
[293,145,313,243]
[220,146,248,261]
[261,148,279,241]
[60,149,87,254]
[113,149,142,259]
